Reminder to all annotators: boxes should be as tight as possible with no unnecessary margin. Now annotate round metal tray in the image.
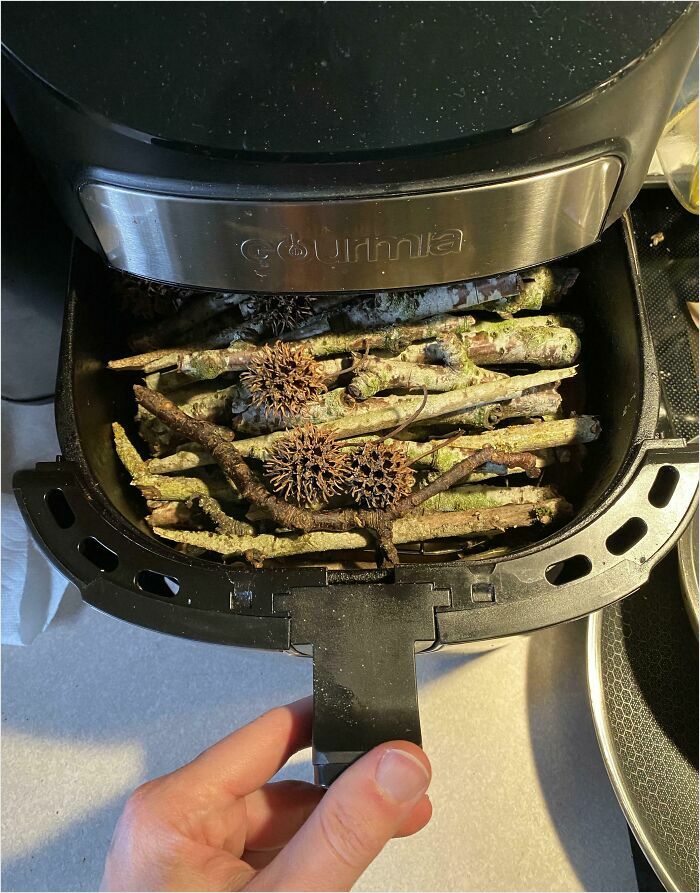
[587,549,699,891]
[678,507,698,636]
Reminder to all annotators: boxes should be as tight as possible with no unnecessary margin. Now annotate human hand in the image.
[101,698,432,891]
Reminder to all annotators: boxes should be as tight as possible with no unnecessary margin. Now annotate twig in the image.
[344,416,600,473]
[409,428,466,466]
[195,496,256,536]
[346,354,496,400]
[403,403,503,436]
[417,484,556,513]
[232,367,577,438]
[142,409,588,477]
[283,273,520,340]
[153,497,571,560]
[397,335,507,379]
[133,472,242,503]
[112,423,146,477]
[146,501,204,529]
[410,385,563,431]
[108,346,200,373]
[377,386,428,443]
[134,385,540,563]
[397,322,581,368]
[500,266,579,317]
[128,292,246,352]
[174,317,578,382]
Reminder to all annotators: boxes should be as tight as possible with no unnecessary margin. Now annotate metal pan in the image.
[678,506,698,636]
[587,547,699,892]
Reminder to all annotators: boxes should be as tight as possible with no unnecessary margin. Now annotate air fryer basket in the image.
[14,213,698,784]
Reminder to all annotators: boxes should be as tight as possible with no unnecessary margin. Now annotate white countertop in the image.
[1,592,637,892]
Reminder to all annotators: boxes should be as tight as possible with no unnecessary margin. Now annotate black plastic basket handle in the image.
[13,437,699,783]
[277,581,449,785]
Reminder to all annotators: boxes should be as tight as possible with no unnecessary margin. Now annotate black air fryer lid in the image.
[1,1,690,158]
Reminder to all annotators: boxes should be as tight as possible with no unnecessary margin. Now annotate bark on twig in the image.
[478,312,584,332]
[146,501,203,529]
[139,384,247,446]
[195,496,257,536]
[411,385,563,432]
[346,353,496,401]
[283,274,520,340]
[143,438,560,478]
[445,416,599,454]
[373,416,600,472]
[142,369,230,399]
[141,357,347,448]
[401,322,580,367]
[113,421,242,508]
[289,314,476,359]
[464,323,580,367]
[133,471,242,503]
[233,367,577,438]
[174,317,578,382]
[418,449,561,483]
[142,406,579,477]
[128,292,246,352]
[153,497,571,559]
[397,313,583,364]
[499,266,578,317]
[109,271,580,376]
[145,445,215,474]
[175,316,475,379]
[145,496,255,534]
[283,267,578,342]
[134,384,540,563]
[396,335,506,377]
[199,293,348,345]
[108,346,199,373]
[112,423,146,477]
[407,402,504,433]
[500,387,563,421]
[417,484,556,513]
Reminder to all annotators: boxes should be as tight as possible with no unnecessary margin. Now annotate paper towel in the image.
[2,400,71,645]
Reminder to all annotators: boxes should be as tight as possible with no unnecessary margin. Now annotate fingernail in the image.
[375,748,430,804]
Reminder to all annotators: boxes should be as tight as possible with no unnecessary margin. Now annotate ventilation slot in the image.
[545,555,592,586]
[45,489,75,529]
[137,570,180,598]
[79,537,119,572]
[606,517,648,555]
[648,465,680,508]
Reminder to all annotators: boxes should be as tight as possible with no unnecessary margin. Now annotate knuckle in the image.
[121,780,160,825]
[317,798,374,869]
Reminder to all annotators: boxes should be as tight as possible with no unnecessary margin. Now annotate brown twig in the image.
[154,497,572,560]
[377,385,428,444]
[134,385,538,563]
[409,428,466,466]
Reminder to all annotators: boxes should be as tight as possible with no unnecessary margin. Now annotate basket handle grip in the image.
[275,582,450,786]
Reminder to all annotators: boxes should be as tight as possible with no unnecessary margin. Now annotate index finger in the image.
[172,697,312,801]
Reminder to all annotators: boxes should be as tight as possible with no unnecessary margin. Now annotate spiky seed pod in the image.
[115,272,193,320]
[348,441,416,510]
[242,342,327,422]
[264,425,351,507]
[249,294,317,336]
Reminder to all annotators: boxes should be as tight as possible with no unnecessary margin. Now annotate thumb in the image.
[248,742,431,892]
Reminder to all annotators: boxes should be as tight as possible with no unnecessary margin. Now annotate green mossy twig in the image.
[153,496,571,560]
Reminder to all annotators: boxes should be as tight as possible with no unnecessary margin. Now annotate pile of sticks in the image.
[108,266,599,567]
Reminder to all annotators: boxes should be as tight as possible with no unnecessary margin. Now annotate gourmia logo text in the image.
[240,230,464,278]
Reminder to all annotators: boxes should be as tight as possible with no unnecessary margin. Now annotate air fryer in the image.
[4,3,699,783]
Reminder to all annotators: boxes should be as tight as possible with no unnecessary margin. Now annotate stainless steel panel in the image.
[80,157,621,292]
